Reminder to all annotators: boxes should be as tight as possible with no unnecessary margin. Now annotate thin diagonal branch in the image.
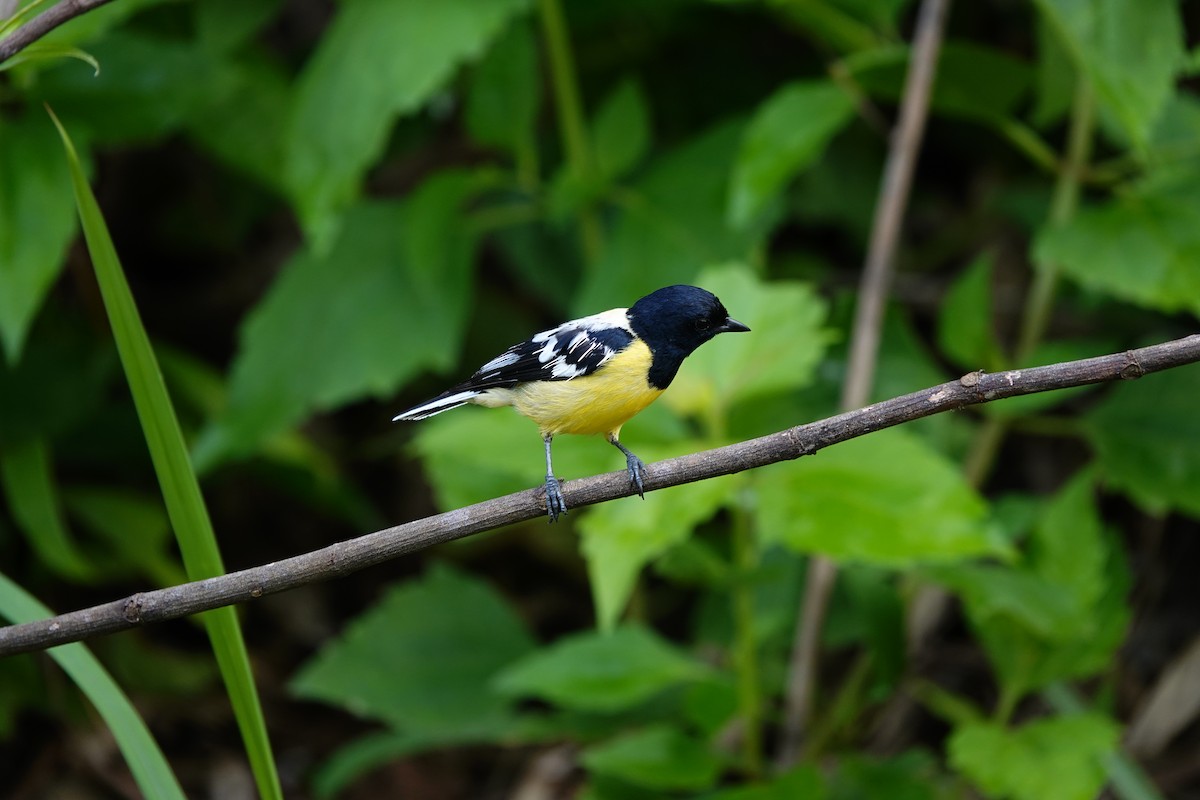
[0,0,116,65]
[779,0,953,766]
[2,335,1198,658]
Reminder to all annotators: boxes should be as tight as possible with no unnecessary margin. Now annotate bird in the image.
[393,285,750,521]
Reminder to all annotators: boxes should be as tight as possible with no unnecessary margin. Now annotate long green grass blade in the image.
[47,106,283,800]
[0,572,186,800]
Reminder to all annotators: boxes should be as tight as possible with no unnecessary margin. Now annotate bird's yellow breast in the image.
[508,339,663,436]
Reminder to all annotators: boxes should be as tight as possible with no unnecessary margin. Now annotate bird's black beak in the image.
[719,317,750,333]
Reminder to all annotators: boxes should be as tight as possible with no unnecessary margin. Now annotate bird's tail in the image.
[391,390,480,421]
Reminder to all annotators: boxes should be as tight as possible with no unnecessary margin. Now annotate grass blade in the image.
[46,106,283,800]
[0,572,186,800]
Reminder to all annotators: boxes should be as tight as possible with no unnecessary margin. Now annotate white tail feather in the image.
[392,390,481,421]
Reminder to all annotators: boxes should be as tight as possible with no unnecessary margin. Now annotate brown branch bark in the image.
[2,335,1198,658]
[779,0,953,765]
[0,0,116,65]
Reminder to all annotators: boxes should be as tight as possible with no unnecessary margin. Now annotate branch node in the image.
[123,594,145,624]
[1120,351,1145,380]
[959,370,984,388]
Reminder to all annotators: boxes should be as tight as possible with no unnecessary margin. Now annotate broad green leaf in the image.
[930,471,1129,696]
[195,173,484,469]
[0,572,186,800]
[0,114,77,363]
[1033,0,1183,149]
[581,725,724,791]
[464,19,539,157]
[494,625,712,713]
[667,265,829,416]
[283,0,529,240]
[850,42,1033,124]
[936,253,999,370]
[51,112,281,800]
[703,764,825,800]
[727,80,854,228]
[292,563,536,736]
[580,455,742,630]
[757,430,1011,564]
[311,730,480,800]
[949,714,1119,800]
[574,120,768,313]
[411,408,617,511]
[1084,365,1200,517]
[1034,186,1200,318]
[34,32,239,144]
[593,78,652,181]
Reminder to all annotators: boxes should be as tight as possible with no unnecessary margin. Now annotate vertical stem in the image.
[730,503,764,778]
[536,0,604,265]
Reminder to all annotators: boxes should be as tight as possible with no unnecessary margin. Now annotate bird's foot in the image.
[544,475,568,523]
[625,453,647,498]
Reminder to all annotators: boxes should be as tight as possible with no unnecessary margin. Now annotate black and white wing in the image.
[393,308,633,420]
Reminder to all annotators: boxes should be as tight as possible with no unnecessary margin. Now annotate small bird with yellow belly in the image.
[393,285,749,521]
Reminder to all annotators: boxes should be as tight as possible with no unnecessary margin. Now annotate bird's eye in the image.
[695,318,711,332]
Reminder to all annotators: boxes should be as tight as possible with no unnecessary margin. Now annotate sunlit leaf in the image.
[593,78,652,181]
[727,79,854,228]
[949,714,1119,800]
[494,625,712,713]
[581,725,724,791]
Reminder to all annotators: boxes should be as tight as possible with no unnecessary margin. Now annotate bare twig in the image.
[2,336,1198,658]
[778,0,952,765]
[0,0,117,65]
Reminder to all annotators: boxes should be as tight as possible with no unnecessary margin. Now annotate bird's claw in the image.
[625,453,647,499]
[545,476,568,523]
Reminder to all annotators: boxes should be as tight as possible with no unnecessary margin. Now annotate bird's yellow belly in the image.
[510,340,663,436]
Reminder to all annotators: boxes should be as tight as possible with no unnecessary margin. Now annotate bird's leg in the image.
[607,434,647,499]
[543,434,567,522]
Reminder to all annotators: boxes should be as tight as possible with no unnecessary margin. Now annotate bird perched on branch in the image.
[393,285,749,521]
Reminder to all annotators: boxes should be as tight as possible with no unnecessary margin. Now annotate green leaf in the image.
[0,113,77,363]
[195,173,484,469]
[464,19,539,157]
[829,752,942,800]
[574,120,767,313]
[494,625,711,713]
[0,438,99,581]
[580,458,742,630]
[1084,365,1200,517]
[666,265,829,417]
[291,563,536,736]
[283,0,529,240]
[593,78,652,181]
[194,0,283,53]
[581,724,724,791]
[0,572,186,800]
[727,80,854,228]
[949,714,1120,800]
[311,730,474,800]
[929,471,1129,696]
[758,430,1011,564]
[64,485,183,586]
[50,110,282,800]
[1033,0,1183,149]
[0,43,99,75]
[936,253,999,370]
[1034,185,1200,318]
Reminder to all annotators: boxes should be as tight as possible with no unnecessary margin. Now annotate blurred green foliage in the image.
[2,0,1199,797]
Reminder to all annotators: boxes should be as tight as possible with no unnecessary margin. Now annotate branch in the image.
[0,0,115,65]
[2,335,1199,658]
